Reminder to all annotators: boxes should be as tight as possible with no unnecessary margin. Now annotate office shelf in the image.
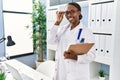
[91,76,109,80]
[94,54,112,65]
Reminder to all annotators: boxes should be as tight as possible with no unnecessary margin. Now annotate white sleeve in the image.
[77,46,96,64]
[48,24,69,45]
[77,28,96,64]
[47,25,60,44]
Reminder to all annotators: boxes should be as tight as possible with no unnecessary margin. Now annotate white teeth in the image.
[69,18,73,21]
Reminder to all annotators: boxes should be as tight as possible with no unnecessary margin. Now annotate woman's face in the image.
[65,5,81,24]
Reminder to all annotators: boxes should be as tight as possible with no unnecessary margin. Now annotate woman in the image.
[48,2,96,80]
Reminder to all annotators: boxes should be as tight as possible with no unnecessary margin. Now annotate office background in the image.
[1,0,119,79]
[0,0,109,71]
[0,0,36,68]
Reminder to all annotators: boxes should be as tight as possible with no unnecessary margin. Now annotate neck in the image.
[70,21,80,30]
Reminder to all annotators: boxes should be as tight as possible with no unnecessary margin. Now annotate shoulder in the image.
[58,23,70,31]
[81,25,95,42]
[61,23,70,29]
[84,27,93,33]
[79,23,93,33]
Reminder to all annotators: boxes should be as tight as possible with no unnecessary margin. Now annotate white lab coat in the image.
[48,23,96,80]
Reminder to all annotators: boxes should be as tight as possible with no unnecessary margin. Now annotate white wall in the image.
[0,0,37,68]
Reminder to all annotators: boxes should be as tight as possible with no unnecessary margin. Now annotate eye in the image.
[65,10,78,15]
[71,10,76,13]
[65,11,69,15]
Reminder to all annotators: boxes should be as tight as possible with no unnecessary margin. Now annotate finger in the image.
[56,11,58,14]
[56,11,65,14]
[60,11,65,14]
[64,53,67,59]
[64,55,69,59]
[65,54,70,59]
[64,53,68,58]
[63,51,67,57]
[63,52,66,56]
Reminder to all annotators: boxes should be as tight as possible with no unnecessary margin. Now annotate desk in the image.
[5,59,52,80]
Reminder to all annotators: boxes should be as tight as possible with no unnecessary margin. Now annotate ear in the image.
[77,11,81,19]
[78,11,81,16]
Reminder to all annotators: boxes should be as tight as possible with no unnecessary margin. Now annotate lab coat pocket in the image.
[64,59,89,80]
[66,61,89,80]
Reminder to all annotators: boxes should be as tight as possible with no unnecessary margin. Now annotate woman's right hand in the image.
[64,51,77,60]
[54,11,65,25]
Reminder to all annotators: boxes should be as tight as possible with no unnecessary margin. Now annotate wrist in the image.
[54,21,60,25]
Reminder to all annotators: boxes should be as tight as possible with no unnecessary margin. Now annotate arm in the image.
[77,29,96,64]
[77,45,96,64]
[64,28,96,63]
[48,11,64,44]
[54,11,65,25]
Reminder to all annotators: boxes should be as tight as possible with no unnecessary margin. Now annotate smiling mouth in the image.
[68,18,73,21]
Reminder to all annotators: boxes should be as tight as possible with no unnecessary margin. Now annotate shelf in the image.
[91,76,109,80]
[90,0,114,4]
[91,28,114,34]
[94,54,112,65]
[91,77,99,80]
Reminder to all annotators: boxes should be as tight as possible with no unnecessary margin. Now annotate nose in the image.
[66,13,72,18]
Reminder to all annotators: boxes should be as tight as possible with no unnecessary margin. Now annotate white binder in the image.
[95,35,100,54]
[99,35,106,56]
[95,4,101,28]
[105,35,112,56]
[90,5,96,28]
[101,3,107,28]
[106,2,114,29]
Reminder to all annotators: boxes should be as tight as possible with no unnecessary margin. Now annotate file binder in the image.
[68,43,94,55]
[95,4,101,28]
[95,35,100,54]
[99,35,106,55]
[90,5,96,28]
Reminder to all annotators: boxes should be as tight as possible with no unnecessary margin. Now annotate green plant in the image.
[0,72,5,80]
[99,70,105,77]
[32,0,46,62]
